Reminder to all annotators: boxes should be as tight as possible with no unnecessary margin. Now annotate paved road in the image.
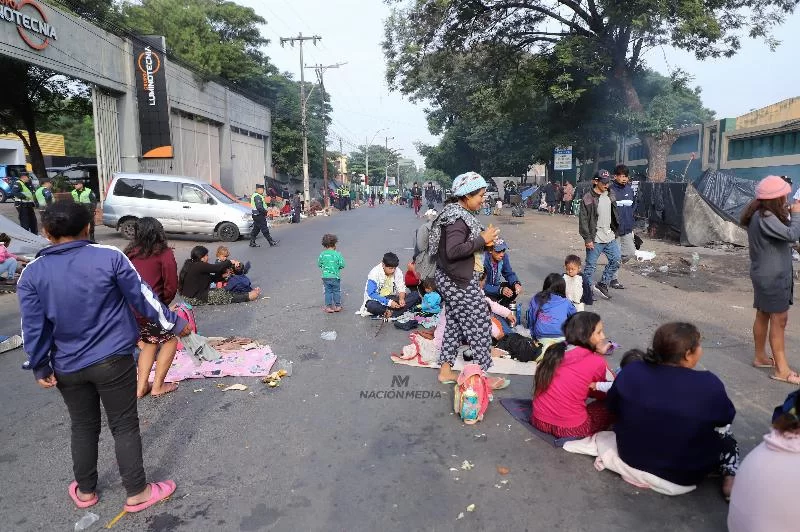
[0,203,794,531]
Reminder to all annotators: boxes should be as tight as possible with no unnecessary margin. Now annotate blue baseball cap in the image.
[492,239,507,252]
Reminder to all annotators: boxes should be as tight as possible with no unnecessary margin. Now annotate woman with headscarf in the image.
[124,217,180,398]
[741,175,800,384]
[429,172,508,389]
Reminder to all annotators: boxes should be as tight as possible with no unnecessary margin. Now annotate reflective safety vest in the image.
[17,180,34,202]
[251,192,265,214]
[35,186,50,207]
[72,188,93,204]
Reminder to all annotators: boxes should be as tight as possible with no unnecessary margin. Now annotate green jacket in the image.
[578,187,619,244]
[72,188,95,204]
[35,186,53,208]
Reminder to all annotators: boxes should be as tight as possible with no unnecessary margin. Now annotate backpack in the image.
[453,364,492,425]
[173,302,197,334]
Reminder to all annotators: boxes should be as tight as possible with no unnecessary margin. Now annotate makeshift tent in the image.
[680,184,749,247]
[0,214,50,256]
[693,170,757,223]
[635,182,688,237]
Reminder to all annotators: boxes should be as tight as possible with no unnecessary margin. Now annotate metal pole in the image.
[364,136,369,188]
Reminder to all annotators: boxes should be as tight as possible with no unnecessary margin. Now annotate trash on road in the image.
[635,250,656,262]
[461,460,474,470]
[74,512,99,531]
[658,265,669,273]
[275,358,293,376]
[457,512,465,520]
[193,388,203,393]
[497,466,510,475]
[466,503,476,512]
[262,369,289,388]
[320,331,337,341]
[222,383,248,391]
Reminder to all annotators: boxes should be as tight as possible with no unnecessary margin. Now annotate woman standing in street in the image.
[125,217,180,398]
[17,202,189,512]
[429,172,507,389]
[741,175,800,384]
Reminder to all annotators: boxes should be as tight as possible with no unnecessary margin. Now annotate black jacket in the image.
[578,187,619,244]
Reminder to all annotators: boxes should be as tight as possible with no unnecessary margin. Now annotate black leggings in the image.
[56,355,147,496]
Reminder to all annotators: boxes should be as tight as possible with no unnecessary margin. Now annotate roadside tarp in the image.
[0,214,50,256]
[693,170,756,224]
[636,182,688,233]
[680,184,749,247]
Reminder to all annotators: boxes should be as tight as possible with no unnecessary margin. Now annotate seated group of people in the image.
[178,245,260,306]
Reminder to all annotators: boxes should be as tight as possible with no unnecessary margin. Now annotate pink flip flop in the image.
[68,481,98,509]
[123,480,177,513]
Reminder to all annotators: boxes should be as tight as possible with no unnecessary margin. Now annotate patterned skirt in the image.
[136,316,176,345]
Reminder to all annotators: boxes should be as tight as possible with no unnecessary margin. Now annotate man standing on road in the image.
[561,181,574,215]
[72,181,97,240]
[578,170,620,300]
[250,184,278,247]
[411,182,423,216]
[609,164,636,290]
[12,173,38,234]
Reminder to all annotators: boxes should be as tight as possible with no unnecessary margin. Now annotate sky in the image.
[239,1,800,167]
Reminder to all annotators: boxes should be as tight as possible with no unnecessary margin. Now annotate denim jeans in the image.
[56,355,147,496]
[322,278,341,307]
[0,257,17,279]
[584,240,621,286]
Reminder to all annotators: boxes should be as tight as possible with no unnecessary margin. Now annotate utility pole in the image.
[280,33,321,210]
[306,62,345,209]
[384,136,394,193]
[365,128,386,196]
[339,137,344,184]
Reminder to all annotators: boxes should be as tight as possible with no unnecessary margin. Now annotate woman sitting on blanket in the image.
[608,322,738,501]
[532,312,615,438]
[528,273,576,360]
[179,246,260,306]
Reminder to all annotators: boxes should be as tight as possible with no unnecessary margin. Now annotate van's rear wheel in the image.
[119,219,137,240]
[217,222,239,242]
[0,189,7,203]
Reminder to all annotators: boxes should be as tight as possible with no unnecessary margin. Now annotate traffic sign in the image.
[554,146,573,171]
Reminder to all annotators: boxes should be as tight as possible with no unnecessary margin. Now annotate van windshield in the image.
[202,185,234,204]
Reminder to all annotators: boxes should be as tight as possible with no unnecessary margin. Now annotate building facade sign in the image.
[0,0,57,50]
[133,35,173,158]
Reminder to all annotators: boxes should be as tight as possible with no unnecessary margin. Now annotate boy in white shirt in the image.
[563,254,584,311]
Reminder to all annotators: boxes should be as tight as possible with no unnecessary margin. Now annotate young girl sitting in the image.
[528,273,577,359]
[0,232,25,283]
[532,312,615,438]
[420,278,442,314]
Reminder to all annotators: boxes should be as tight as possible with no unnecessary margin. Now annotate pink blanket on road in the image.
[148,347,277,383]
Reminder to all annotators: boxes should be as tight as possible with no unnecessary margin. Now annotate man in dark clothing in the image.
[291,192,302,223]
[578,170,621,300]
[543,181,558,215]
[250,184,278,247]
[610,164,637,289]
[12,173,37,234]
[411,182,423,216]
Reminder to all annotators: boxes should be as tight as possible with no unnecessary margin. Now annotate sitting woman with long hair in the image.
[179,245,260,305]
[124,217,180,398]
[532,312,614,438]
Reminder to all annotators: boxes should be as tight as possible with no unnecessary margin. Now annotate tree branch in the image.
[630,37,644,69]
[495,1,594,38]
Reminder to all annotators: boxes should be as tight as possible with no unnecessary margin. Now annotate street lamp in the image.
[365,128,386,192]
[384,136,395,191]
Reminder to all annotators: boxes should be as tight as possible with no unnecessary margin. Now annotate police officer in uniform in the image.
[35,179,54,220]
[12,173,37,234]
[250,184,279,247]
[72,181,98,240]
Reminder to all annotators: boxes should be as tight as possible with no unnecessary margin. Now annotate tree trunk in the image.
[642,131,679,182]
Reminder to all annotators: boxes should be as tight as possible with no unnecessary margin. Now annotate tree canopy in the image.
[385,0,797,181]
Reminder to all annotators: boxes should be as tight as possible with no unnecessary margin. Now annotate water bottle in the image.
[461,388,480,422]
[74,512,99,531]
[690,252,700,277]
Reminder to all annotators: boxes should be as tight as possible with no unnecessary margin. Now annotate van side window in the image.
[143,181,178,201]
[182,185,211,204]
[114,178,143,198]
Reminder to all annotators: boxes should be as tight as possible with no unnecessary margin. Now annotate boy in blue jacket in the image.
[483,239,524,307]
[610,164,637,290]
[17,201,190,514]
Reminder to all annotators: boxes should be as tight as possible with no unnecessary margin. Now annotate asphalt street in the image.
[0,203,796,531]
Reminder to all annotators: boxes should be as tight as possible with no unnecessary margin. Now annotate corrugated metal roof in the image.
[0,132,66,156]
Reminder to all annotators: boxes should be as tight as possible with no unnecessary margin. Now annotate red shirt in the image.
[127,247,178,305]
[533,346,611,428]
[405,268,420,288]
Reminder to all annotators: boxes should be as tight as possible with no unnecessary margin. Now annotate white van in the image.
[103,173,253,242]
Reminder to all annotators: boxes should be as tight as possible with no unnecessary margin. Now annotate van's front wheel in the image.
[217,222,240,242]
[119,219,137,240]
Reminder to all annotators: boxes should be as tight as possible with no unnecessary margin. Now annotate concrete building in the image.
[0,1,271,199]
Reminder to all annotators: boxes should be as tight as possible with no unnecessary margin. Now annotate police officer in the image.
[72,181,98,240]
[12,173,37,234]
[35,179,54,219]
[250,184,279,247]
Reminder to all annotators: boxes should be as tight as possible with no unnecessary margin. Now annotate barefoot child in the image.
[318,234,346,313]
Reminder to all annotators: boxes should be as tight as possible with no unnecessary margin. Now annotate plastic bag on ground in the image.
[320,331,337,341]
[74,512,99,531]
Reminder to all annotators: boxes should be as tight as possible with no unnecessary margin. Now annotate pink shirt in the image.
[0,243,18,263]
[533,346,610,428]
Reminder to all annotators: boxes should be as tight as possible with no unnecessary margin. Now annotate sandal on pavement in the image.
[487,376,511,390]
[769,371,800,385]
[753,357,775,368]
[68,481,98,509]
[124,480,176,513]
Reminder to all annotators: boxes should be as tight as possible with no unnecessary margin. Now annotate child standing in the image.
[318,234,345,313]
[563,254,584,311]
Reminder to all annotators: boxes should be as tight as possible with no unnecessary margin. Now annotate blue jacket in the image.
[611,181,636,235]
[17,241,187,380]
[483,252,520,296]
[527,294,576,339]
[225,274,252,293]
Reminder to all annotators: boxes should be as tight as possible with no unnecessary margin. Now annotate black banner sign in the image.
[133,35,172,158]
